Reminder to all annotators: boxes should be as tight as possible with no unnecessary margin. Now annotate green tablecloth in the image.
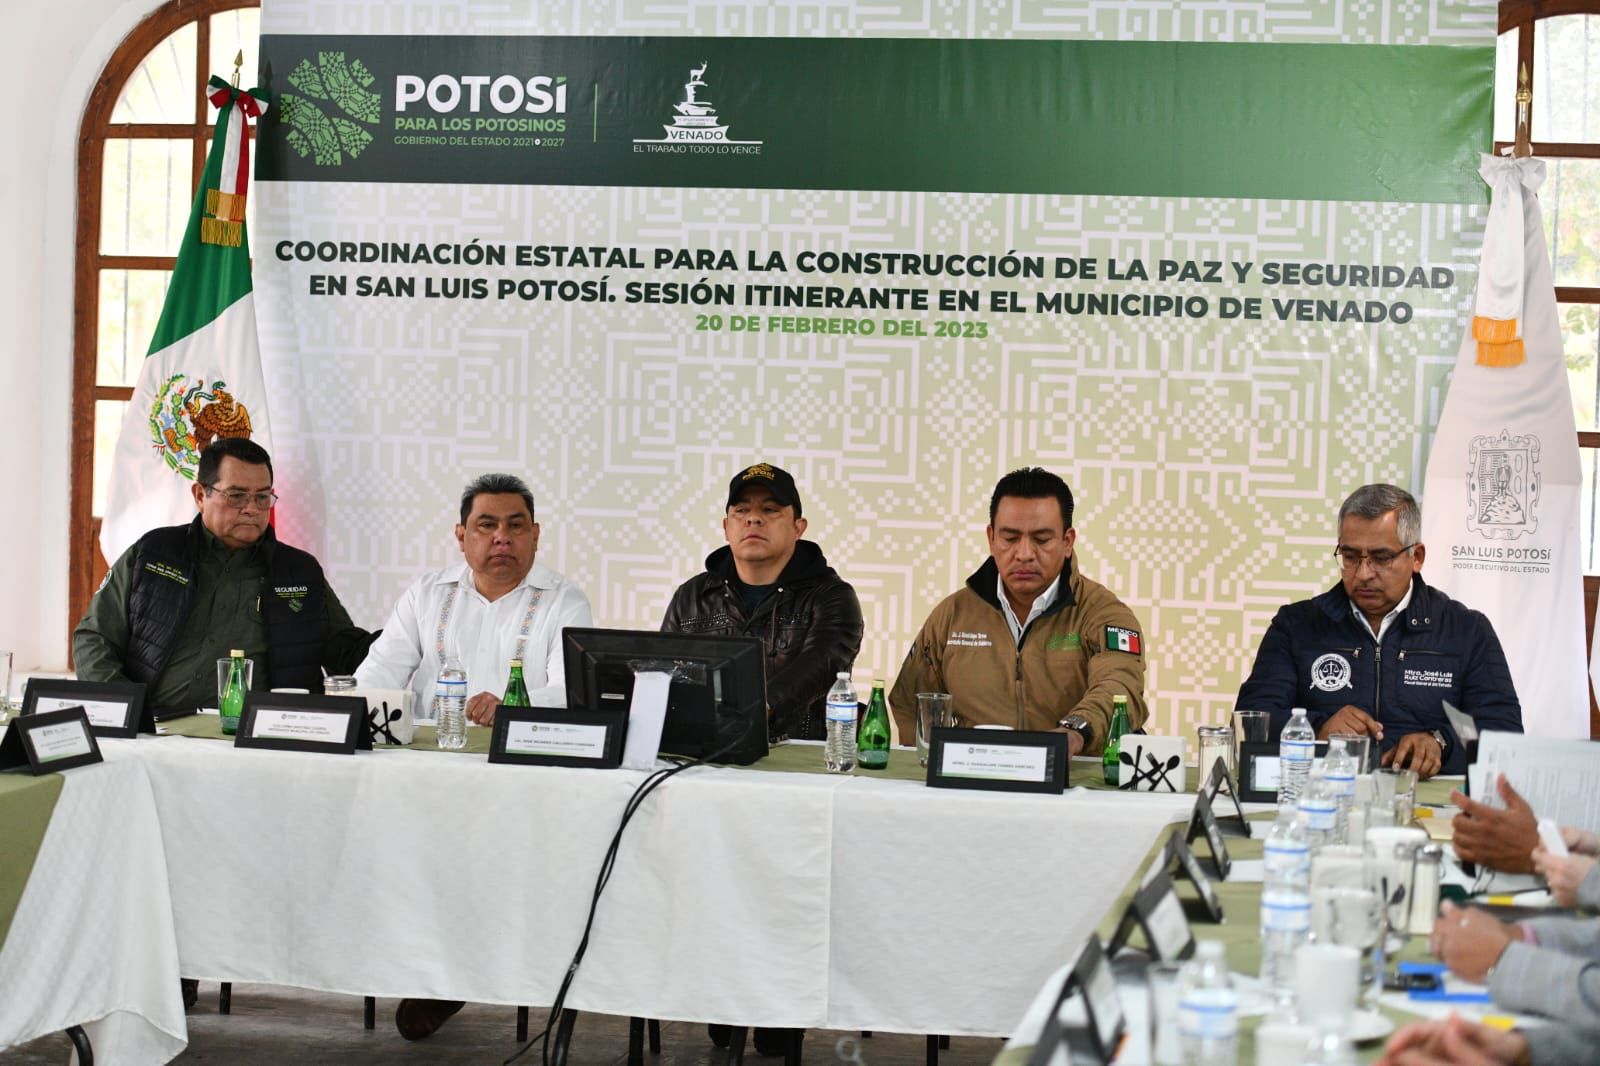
[0,758,66,952]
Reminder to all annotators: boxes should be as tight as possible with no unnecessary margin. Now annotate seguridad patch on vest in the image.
[1105,625,1142,654]
[1310,652,1353,691]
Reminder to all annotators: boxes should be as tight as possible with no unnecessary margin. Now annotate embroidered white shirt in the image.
[356,561,592,716]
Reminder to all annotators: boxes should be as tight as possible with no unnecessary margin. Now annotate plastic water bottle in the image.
[825,672,858,773]
[1278,707,1315,808]
[1178,940,1238,1065]
[1298,764,1339,851]
[435,655,468,751]
[1322,737,1358,845]
[1259,808,1312,1002]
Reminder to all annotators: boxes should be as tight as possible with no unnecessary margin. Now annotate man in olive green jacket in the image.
[889,467,1147,756]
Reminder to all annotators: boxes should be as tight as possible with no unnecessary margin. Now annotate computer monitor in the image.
[562,628,768,765]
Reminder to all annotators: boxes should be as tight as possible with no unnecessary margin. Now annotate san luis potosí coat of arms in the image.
[148,374,254,479]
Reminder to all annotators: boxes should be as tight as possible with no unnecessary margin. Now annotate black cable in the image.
[504,735,741,1066]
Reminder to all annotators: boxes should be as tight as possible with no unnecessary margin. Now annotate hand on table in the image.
[1317,704,1384,742]
[1384,730,1444,779]
[1055,727,1085,757]
[1429,901,1513,983]
[1450,776,1538,874]
[1380,1014,1530,1066]
[465,690,501,726]
[1532,847,1597,908]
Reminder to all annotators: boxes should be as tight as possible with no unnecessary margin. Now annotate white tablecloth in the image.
[0,752,186,1064]
[124,737,1184,1036]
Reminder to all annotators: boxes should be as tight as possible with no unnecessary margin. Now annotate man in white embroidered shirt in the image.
[356,473,592,726]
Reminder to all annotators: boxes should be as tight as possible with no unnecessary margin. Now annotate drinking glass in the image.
[0,649,12,722]
[215,657,255,706]
[1146,960,1184,1066]
[1365,831,1423,953]
[1374,767,1418,826]
[1319,885,1384,1006]
[1329,732,1371,774]
[1231,709,1270,769]
[915,692,954,768]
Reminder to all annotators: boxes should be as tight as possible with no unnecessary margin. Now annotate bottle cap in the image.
[230,649,244,657]
[872,678,885,686]
[510,658,523,667]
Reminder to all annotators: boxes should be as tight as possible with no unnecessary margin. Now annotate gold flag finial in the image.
[1514,62,1532,158]
[231,50,244,89]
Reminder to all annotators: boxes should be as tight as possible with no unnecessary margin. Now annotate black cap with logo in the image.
[726,463,802,517]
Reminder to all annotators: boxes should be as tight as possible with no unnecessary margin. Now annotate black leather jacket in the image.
[662,541,864,740]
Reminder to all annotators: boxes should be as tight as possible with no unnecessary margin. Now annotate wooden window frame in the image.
[69,0,258,652]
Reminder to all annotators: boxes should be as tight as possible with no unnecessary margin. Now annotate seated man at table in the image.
[1234,484,1521,780]
[74,437,376,707]
[888,466,1147,755]
[356,472,593,726]
[662,462,863,741]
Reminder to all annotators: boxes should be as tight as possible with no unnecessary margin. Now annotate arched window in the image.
[69,0,260,637]
[1497,1,1600,732]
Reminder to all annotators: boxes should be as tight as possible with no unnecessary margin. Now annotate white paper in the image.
[250,709,350,743]
[940,742,1048,783]
[622,671,671,770]
[1146,888,1191,959]
[505,720,608,759]
[28,720,94,762]
[35,696,127,728]
[1469,732,1600,832]
[1225,859,1265,883]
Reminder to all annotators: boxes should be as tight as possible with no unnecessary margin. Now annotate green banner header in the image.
[256,35,1492,204]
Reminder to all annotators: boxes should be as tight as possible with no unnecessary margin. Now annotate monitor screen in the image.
[562,628,768,765]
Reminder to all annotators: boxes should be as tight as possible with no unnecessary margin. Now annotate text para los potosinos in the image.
[272,241,1456,324]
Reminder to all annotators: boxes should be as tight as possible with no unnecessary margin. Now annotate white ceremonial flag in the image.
[1420,155,1588,738]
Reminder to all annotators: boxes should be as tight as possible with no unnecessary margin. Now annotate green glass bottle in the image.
[857,678,892,770]
[220,648,247,735]
[1102,694,1131,786]
[502,659,531,707]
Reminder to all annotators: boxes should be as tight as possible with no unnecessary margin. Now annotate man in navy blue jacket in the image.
[1236,484,1521,778]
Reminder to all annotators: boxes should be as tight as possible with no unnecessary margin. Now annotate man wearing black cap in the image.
[663,462,864,742]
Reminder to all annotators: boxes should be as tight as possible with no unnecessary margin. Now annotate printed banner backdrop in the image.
[254,0,1496,739]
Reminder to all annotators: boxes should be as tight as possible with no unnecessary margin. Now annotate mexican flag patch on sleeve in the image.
[1105,625,1142,654]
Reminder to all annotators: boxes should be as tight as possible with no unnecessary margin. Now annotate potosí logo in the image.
[394,74,568,133]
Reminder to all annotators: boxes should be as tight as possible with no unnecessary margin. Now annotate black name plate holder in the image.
[489,705,626,768]
[0,706,105,774]
[21,678,151,739]
[234,693,371,754]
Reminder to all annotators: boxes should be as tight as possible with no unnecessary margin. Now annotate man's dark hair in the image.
[197,438,273,486]
[989,467,1074,529]
[459,473,536,524]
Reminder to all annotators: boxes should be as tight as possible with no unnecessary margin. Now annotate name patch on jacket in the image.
[947,630,993,648]
[1105,626,1142,654]
[1403,667,1454,690]
[1047,632,1081,651]
[274,584,309,613]
[142,561,188,585]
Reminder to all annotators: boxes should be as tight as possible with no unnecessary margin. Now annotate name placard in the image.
[1167,831,1226,923]
[1202,757,1250,836]
[1183,785,1233,882]
[926,727,1069,794]
[1237,740,1329,804]
[1106,868,1195,962]
[0,706,105,774]
[1027,935,1124,1066]
[489,706,625,768]
[234,693,371,754]
[21,679,150,739]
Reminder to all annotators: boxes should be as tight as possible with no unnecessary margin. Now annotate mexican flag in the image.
[1420,155,1588,739]
[99,76,274,565]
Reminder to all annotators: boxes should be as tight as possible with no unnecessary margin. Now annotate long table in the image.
[109,725,1191,1040]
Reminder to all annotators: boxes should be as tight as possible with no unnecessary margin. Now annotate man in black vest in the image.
[74,437,375,709]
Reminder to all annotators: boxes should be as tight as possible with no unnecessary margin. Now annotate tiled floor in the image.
[6,985,1007,1064]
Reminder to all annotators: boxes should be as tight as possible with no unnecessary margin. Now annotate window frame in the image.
[69,0,259,648]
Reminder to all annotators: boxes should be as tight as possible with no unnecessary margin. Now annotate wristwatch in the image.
[1058,713,1094,748]
[1429,729,1449,753]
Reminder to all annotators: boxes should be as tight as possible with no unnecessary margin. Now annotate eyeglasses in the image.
[203,486,279,511]
[1334,544,1417,571]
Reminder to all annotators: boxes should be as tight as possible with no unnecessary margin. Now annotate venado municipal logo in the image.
[1466,430,1541,541]
[1310,653,1353,692]
[634,61,763,153]
[279,52,381,166]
